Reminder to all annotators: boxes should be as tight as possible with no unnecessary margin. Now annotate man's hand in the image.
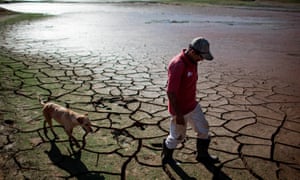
[167,92,185,125]
[176,115,185,125]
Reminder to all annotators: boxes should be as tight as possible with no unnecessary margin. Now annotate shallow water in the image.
[1,3,280,55]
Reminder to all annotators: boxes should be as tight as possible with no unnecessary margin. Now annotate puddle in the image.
[145,19,190,24]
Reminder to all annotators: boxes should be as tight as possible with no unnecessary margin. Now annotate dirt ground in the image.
[0,2,300,180]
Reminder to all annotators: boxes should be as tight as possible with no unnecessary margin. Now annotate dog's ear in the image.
[77,117,84,124]
[84,113,88,117]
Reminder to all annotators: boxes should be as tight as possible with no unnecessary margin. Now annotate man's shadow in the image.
[152,141,231,180]
[201,161,232,180]
[45,140,104,180]
[163,160,231,180]
[163,160,197,180]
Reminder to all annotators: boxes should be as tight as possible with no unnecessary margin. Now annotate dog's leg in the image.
[44,114,59,140]
[69,136,80,148]
[80,132,88,150]
[66,129,80,148]
[43,119,50,139]
[50,128,59,140]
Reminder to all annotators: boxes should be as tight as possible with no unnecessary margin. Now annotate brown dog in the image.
[40,99,93,147]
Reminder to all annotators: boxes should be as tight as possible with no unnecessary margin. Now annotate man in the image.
[162,37,219,164]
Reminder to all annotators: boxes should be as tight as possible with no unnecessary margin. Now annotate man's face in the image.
[191,49,204,62]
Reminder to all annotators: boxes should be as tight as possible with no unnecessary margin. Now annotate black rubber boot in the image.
[196,138,220,164]
[161,139,176,165]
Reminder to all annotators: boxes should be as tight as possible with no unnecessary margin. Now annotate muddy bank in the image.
[0,7,17,20]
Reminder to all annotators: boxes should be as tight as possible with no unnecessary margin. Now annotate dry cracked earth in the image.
[1,5,300,180]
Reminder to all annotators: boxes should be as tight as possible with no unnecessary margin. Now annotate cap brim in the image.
[202,52,213,61]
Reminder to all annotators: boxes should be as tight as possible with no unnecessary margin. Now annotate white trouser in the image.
[165,104,209,149]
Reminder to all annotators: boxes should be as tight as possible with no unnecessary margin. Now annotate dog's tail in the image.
[38,96,46,106]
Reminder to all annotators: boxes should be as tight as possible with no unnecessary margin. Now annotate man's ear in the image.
[77,117,83,124]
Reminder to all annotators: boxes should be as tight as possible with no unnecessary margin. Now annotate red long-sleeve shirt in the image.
[167,50,198,115]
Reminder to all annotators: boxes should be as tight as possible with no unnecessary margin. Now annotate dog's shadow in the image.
[45,140,104,180]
